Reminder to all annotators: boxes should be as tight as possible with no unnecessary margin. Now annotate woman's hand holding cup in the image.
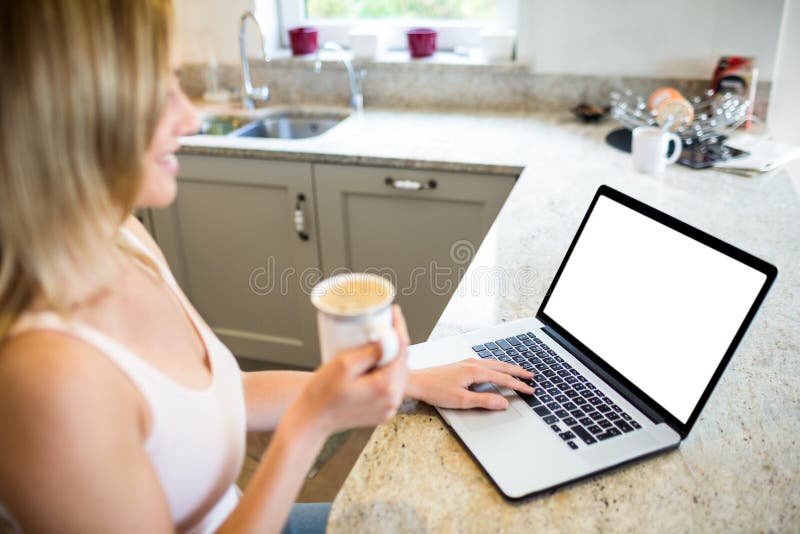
[296,317,409,436]
[290,274,411,438]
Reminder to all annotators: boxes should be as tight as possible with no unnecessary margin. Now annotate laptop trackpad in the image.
[454,384,524,430]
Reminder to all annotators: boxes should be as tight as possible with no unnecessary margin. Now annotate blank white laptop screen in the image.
[544,196,767,423]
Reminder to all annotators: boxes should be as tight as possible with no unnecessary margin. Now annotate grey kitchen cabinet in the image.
[314,164,516,343]
[150,155,322,368]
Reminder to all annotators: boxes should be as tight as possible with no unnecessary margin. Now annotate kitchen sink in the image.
[196,109,350,140]
[232,114,345,139]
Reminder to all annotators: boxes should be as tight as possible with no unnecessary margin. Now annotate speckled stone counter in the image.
[185,109,798,531]
[311,116,799,532]
[180,107,577,176]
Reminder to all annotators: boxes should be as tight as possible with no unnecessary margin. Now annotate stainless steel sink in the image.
[195,109,349,140]
[232,113,345,139]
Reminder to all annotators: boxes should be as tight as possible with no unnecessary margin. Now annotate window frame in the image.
[275,0,518,51]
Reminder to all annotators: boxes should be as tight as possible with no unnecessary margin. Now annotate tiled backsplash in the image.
[179,59,770,118]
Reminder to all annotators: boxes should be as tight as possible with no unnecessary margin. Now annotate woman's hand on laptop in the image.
[405,359,534,410]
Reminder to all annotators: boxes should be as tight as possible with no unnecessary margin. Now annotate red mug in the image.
[289,27,318,55]
[407,28,436,58]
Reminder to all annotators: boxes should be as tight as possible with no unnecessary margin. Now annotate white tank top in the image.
[3,228,247,533]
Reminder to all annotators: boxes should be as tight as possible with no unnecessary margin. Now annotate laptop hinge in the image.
[541,325,666,426]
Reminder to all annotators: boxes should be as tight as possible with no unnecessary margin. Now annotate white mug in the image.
[632,126,682,176]
[311,273,399,366]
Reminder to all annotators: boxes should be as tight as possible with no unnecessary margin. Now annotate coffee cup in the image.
[632,126,682,176]
[311,273,399,366]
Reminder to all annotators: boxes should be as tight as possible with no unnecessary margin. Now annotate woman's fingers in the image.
[472,358,533,379]
[382,344,408,379]
[460,391,509,410]
[460,364,537,409]
[473,368,534,394]
[366,342,408,393]
[392,305,410,346]
[338,342,383,378]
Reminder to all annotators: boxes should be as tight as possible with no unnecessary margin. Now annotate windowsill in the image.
[262,48,529,74]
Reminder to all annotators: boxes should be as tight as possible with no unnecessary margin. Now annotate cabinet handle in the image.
[384,176,437,191]
[294,194,309,241]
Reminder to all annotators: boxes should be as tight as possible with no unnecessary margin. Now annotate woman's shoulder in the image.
[0,330,146,440]
[0,331,168,531]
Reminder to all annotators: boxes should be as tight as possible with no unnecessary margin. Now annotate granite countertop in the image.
[186,108,799,530]
[309,114,798,532]
[180,106,581,176]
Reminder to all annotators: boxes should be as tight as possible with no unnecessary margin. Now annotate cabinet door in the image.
[314,164,516,343]
[151,155,321,368]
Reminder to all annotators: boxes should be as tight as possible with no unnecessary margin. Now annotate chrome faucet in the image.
[239,11,270,111]
[314,42,366,111]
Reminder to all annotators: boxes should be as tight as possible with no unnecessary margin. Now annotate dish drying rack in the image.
[610,89,750,145]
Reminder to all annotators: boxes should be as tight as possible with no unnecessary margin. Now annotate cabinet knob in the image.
[384,176,437,191]
[294,194,309,241]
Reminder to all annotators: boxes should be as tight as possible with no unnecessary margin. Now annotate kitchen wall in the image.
[175,0,788,118]
[767,0,800,194]
[177,0,786,80]
[768,0,800,143]
[516,0,785,81]
[174,0,278,65]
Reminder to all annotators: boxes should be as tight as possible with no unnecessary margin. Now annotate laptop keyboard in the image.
[472,332,642,451]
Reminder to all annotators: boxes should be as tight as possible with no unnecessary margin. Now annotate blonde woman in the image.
[0,1,535,532]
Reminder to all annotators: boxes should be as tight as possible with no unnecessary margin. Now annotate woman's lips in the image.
[157,153,179,174]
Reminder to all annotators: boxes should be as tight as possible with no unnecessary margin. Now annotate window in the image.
[305,0,497,20]
[276,0,518,52]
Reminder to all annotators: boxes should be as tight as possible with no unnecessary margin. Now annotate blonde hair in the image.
[0,0,173,337]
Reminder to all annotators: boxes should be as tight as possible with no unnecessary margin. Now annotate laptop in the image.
[408,185,777,499]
